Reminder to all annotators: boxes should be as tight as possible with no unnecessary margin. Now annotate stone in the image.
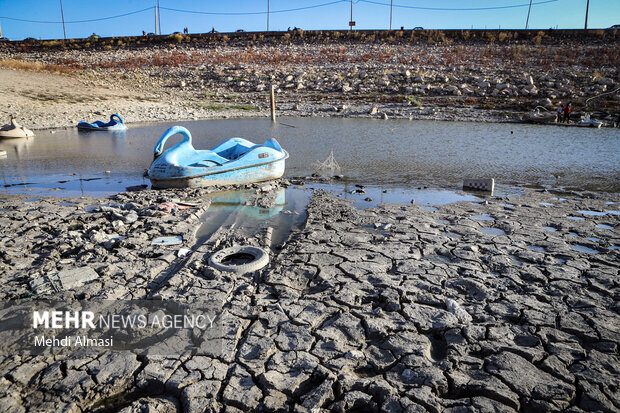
[222,374,262,410]
[486,352,574,408]
[463,178,494,193]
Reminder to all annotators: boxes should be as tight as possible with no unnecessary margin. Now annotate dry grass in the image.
[47,42,618,73]
[0,59,74,74]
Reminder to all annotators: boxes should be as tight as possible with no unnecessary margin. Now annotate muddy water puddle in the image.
[193,184,489,246]
[1,117,619,197]
[194,188,309,247]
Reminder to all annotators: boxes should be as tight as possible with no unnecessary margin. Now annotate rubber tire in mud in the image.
[208,245,269,274]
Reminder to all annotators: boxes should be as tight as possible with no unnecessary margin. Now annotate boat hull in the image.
[77,124,127,131]
[0,130,34,139]
[149,153,287,189]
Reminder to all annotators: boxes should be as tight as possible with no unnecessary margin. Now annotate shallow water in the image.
[570,245,599,254]
[0,117,618,197]
[540,226,558,232]
[480,227,506,236]
[194,187,309,247]
[577,210,607,216]
[471,214,495,221]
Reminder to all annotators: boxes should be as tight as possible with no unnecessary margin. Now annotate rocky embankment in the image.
[1,35,619,129]
[0,182,618,412]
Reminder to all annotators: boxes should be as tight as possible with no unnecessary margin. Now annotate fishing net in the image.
[311,149,341,174]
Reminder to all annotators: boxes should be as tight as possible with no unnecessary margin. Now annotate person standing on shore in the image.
[556,104,563,122]
[564,102,572,123]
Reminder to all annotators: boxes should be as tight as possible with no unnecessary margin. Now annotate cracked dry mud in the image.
[0,182,618,412]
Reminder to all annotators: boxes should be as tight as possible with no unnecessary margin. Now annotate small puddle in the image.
[195,187,309,247]
[435,219,450,224]
[607,210,620,216]
[443,232,462,239]
[570,245,599,254]
[480,227,505,236]
[471,214,495,221]
[501,203,515,208]
[567,216,585,221]
[584,237,600,242]
[310,183,481,209]
[609,246,620,251]
[421,206,438,211]
[577,210,607,216]
[23,198,41,203]
[540,226,557,232]
[527,246,546,253]
[539,202,554,206]
[59,202,77,206]
[596,224,613,230]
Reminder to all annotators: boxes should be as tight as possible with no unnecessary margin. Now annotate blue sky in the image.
[0,0,619,40]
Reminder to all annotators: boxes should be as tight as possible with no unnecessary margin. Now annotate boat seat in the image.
[187,150,229,167]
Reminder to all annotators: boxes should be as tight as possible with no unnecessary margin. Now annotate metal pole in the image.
[350,0,353,31]
[157,0,161,35]
[584,0,590,30]
[389,0,393,30]
[525,0,533,29]
[59,0,66,40]
[270,85,276,122]
[267,0,270,31]
[154,4,158,34]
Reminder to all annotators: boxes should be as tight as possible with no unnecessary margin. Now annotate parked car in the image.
[609,24,620,29]
[413,27,424,30]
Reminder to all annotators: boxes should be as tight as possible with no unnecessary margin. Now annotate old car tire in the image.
[208,245,269,274]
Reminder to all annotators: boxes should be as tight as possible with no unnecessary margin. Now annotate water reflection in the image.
[0,137,34,159]
[195,187,309,247]
[0,118,618,196]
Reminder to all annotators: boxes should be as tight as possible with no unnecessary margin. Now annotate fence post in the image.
[270,84,276,122]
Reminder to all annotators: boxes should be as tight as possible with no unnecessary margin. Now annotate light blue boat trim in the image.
[147,126,287,188]
[77,113,127,131]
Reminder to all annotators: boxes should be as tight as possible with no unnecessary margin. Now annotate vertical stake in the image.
[525,0,533,29]
[59,0,66,40]
[270,85,276,122]
[157,0,161,35]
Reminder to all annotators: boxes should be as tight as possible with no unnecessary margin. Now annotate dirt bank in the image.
[1,32,618,129]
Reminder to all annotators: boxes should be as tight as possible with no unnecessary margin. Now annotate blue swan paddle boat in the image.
[77,114,127,131]
[147,126,288,188]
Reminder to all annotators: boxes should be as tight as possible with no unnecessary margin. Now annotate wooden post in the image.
[270,85,276,122]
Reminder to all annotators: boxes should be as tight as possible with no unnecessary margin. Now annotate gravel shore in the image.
[1,32,618,129]
[0,182,618,412]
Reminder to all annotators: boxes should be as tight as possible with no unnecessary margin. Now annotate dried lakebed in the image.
[0,182,618,412]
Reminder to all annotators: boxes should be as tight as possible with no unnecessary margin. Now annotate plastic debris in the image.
[30,266,99,294]
[311,149,341,173]
[177,248,192,257]
[445,298,473,323]
[156,202,192,215]
[151,236,183,246]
